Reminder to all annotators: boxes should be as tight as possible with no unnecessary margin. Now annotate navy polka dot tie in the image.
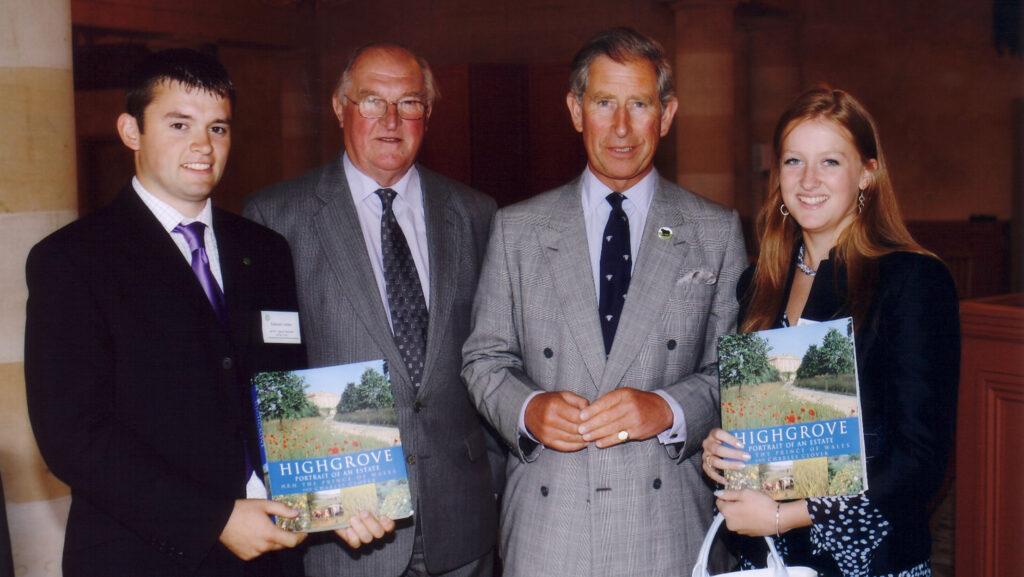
[376,188,429,387]
[599,192,631,355]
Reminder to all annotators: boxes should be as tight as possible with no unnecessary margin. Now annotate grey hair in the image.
[334,42,440,106]
[569,27,674,107]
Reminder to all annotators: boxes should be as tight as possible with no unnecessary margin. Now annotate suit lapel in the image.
[117,188,226,334]
[420,169,459,395]
[215,210,259,356]
[537,182,606,391]
[308,160,413,396]
[599,180,689,393]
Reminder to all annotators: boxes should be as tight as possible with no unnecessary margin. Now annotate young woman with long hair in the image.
[702,88,960,577]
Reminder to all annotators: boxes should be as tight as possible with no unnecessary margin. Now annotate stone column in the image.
[667,0,740,208]
[0,0,76,574]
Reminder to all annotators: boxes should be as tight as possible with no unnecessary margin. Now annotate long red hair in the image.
[741,87,932,333]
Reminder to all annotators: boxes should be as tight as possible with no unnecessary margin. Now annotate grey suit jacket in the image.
[244,154,500,577]
[462,174,746,577]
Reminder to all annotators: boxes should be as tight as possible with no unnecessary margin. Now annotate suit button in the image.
[540,486,549,497]
[652,478,662,489]
[667,340,677,350]
[413,400,423,413]
[543,348,553,358]
[221,357,234,369]
[406,455,416,465]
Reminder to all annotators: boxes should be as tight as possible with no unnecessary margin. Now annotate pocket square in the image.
[678,269,717,285]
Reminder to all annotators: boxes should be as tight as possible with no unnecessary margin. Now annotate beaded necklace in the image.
[796,244,817,277]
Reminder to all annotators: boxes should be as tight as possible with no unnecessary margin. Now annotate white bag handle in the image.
[692,513,791,577]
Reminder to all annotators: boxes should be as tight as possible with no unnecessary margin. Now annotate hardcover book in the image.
[252,359,413,532]
[717,317,868,499]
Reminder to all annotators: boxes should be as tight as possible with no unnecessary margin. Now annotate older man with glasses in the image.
[244,43,501,577]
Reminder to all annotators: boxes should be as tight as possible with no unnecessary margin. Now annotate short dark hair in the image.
[569,27,674,107]
[125,49,234,132]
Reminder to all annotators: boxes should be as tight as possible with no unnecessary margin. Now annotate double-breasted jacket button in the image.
[406,455,417,465]
[667,340,677,350]
[652,478,662,489]
[221,356,234,369]
[540,486,549,497]
[543,347,554,358]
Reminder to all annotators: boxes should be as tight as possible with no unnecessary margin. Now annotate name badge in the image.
[261,310,301,344]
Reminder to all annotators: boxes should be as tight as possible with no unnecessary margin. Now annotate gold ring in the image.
[617,430,629,442]
[705,454,713,468]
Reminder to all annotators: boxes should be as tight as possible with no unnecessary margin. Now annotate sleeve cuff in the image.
[653,389,686,445]
[517,390,544,441]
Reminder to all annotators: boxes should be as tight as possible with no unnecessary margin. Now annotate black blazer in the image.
[25,187,305,577]
[737,250,960,572]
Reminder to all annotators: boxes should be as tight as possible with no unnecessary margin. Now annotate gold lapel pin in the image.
[658,227,673,240]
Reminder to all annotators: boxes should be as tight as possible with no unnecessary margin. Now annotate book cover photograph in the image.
[717,317,867,500]
[252,359,413,532]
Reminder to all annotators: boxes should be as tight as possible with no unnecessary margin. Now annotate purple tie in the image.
[173,221,228,328]
[173,222,250,479]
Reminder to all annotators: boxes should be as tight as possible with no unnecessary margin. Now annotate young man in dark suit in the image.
[24,49,389,577]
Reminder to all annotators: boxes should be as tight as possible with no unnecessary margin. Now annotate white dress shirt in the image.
[580,168,654,296]
[133,177,223,290]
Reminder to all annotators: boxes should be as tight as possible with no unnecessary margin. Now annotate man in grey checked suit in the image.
[244,43,500,577]
[462,28,746,576]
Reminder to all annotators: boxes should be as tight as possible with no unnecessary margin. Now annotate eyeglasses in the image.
[585,98,660,117]
[345,94,428,120]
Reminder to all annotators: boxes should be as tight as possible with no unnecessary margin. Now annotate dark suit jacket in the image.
[736,250,960,573]
[243,156,500,577]
[25,186,306,577]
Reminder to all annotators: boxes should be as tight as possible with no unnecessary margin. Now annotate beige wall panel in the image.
[0,0,72,68]
[0,67,77,213]
[0,361,68,503]
[3,3,77,576]
[0,211,76,364]
[8,496,70,577]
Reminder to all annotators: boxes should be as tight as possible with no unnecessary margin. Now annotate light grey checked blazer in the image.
[244,154,500,577]
[462,174,747,577]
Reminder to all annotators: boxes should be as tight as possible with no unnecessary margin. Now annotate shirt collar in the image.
[580,167,658,216]
[132,176,214,233]
[343,152,421,208]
